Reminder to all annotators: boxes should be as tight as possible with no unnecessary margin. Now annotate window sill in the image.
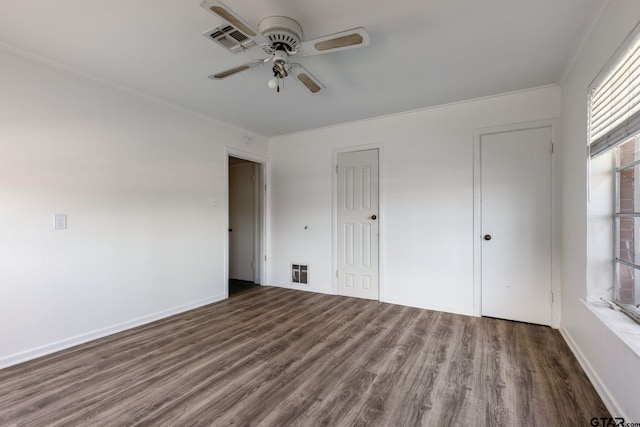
[582,299,640,359]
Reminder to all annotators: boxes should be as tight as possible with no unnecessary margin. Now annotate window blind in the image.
[590,37,640,157]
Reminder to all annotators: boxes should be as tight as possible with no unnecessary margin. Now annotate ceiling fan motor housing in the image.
[272,50,290,78]
[258,16,303,52]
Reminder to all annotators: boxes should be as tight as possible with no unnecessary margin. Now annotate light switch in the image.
[210,197,218,207]
[54,214,67,230]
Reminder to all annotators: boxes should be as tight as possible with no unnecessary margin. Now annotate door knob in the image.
[483,234,492,241]
[371,215,377,220]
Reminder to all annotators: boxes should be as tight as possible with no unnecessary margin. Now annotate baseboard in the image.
[382,295,473,317]
[266,285,474,316]
[559,326,625,419]
[0,293,226,370]
[265,283,334,295]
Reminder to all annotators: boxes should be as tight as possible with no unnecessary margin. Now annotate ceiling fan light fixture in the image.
[273,60,289,78]
[202,1,370,95]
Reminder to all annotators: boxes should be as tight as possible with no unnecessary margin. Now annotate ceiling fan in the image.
[200,0,371,94]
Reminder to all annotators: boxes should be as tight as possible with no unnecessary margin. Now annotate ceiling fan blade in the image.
[299,27,370,56]
[200,1,269,45]
[291,64,325,94]
[208,60,265,79]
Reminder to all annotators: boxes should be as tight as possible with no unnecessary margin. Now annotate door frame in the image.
[228,160,258,283]
[332,143,384,300]
[472,120,560,327]
[225,147,269,298]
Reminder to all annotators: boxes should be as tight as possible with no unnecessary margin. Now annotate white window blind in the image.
[590,34,640,157]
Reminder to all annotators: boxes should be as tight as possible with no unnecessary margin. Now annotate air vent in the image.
[292,264,308,285]
[203,24,256,53]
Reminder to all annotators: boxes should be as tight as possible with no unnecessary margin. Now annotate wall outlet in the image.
[54,214,67,230]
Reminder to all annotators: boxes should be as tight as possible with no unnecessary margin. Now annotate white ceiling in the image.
[0,0,599,137]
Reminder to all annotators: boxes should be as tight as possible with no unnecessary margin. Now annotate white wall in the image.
[559,0,640,420]
[269,86,560,315]
[0,46,268,367]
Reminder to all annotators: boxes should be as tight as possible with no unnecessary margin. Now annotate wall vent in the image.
[292,264,308,285]
[203,25,256,53]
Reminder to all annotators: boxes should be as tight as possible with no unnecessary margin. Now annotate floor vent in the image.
[292,264,308,285]
[203,25,256,53]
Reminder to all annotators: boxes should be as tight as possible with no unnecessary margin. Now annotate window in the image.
[589,25,640,323]
[589,32,640,157]
[614,136,640,319]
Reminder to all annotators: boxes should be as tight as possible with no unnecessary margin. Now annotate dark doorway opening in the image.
[229,279,259,296]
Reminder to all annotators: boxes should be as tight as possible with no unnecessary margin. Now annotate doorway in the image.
[335,149,380,300]
[228,156,262,296]
[477,125,553,326]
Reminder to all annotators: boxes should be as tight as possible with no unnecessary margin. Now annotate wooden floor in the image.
[0,287,609,426]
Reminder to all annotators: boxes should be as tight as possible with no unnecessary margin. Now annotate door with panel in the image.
[480,126,552,325]
[337,149,379,300]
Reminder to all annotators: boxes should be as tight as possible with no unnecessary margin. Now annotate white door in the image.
[229,162,254,282]
[481,127,552,326]
[337,149,379,300]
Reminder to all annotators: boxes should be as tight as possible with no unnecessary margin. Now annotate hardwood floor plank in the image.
[52,290,341,426]
[213,302,403,426]
[350,308,441,426]
[274,305,427,427]
[131,297,382,425]
[0,287,610,426]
